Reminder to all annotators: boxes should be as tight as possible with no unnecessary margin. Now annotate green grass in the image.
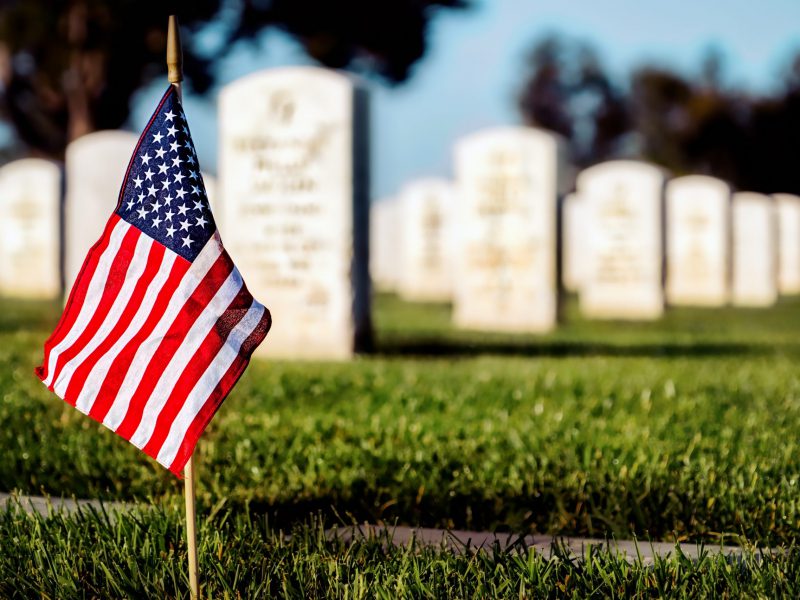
[376,292,800,351]
[2,504,799,600]
[3,294,800,596]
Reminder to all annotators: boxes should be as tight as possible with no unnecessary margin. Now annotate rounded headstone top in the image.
[65,130,138,162]
[577,160,667,191]
[398,177,453,196]
[0,157,60,178]
[666,174,730,196]
[220,66,356,101]
[454,125,562,155]
[773,192,800,203]
[218,66,358,159]
[733,191,773,204]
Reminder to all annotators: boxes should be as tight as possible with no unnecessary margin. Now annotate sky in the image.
[130,0,800,200]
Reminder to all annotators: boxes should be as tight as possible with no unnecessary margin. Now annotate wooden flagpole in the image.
[167,14,200,600]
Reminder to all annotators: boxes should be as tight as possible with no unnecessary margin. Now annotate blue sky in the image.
[130,0,800,199]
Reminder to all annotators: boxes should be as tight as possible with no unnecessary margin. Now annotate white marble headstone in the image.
[64,130,138,294]
[774,193,800,295]
[561,193,586,293]
[453,127,564,332]
[731,192,777,306]
[665,175,730,306]
[201,172,218,221]
[0,159,61,298]
[219,67,370,359]
[370,197,400,292]
[577,161,665,319]
[397,178,454,302]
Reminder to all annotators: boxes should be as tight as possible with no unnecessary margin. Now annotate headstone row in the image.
[218,68,371,360]
[776,194,800,295]
[564,174,786,311]
[4,66,800,361]
[0,159,61,298]
[576,161,665,319]
[379,154,796,334]
[453,128,565,332]
[665,176,730,306]
[732,192,777,307]
[378,149,798,332]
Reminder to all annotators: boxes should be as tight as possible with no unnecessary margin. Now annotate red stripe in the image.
[62,243,166,404]
[168,307,272,475]
[88,255,191,423]
[45,225,141,397]
[35,215,122,383]
[140,286,253,458]
[113,252,235,440]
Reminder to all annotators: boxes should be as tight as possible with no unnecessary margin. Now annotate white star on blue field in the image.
[117,87,216,262]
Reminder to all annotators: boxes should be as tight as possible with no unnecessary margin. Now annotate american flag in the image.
[36,86,271,475]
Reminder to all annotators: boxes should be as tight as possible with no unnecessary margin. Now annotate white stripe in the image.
[157,300,265,467]
[53,235,154,397]
[43,220,130,388]
[102,237,223,430]
[128,268,243,449]
[75,249,177,413]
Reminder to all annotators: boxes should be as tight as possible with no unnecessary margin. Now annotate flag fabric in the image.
[36,86,271,475]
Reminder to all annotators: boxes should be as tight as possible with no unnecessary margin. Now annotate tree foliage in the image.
[518,34,800,195]
[517,35,629,167]
[0,0,467,158]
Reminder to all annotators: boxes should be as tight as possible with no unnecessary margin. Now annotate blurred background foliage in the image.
[0,0,467,157]
[2,3,800,195]
[518,33,800,194]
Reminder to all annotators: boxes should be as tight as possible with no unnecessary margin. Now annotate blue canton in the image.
[116,86,216,262]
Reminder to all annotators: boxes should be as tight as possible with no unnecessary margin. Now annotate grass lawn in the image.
[2,294,800,597]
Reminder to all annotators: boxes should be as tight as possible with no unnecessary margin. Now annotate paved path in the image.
[2,493,766,563]
[0,492,125,515]
[332,524,758,564]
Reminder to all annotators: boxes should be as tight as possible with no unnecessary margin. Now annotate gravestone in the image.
[453,126,564,332]
[0,159,61,299]
[577,161,665,319]
[219,67,370,359]
[64,130,138,293]
[775,193,800,295]
[561,193,585,293]
[665,175,730,306]
[731,192,777,306]
[201,172,218,219]
[397,178,455,302]
[370,197,400,292]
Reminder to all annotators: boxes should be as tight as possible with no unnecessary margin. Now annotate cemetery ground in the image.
[3,296,800,597]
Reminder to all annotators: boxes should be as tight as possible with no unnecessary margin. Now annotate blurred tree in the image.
[578,47,630,164]
[627,49,749,183]
[517,34,629,166]
[516,36,573,140]
[518,34,800,195]
[679,51,746,183]
[629,66,694,170]
[739,55,800,194]
[0,0,467,158]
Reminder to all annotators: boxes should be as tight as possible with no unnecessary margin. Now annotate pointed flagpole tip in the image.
[167,15,183,85]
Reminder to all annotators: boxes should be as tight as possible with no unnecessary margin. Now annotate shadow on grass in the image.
[233,482,775,546]
[374,338,785,359]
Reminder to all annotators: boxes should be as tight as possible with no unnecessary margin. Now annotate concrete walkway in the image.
[332,524,759,564]
[2,492,767,564]
[0,492,126,515]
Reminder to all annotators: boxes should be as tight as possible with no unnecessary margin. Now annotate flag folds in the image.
[36,86,271,475]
